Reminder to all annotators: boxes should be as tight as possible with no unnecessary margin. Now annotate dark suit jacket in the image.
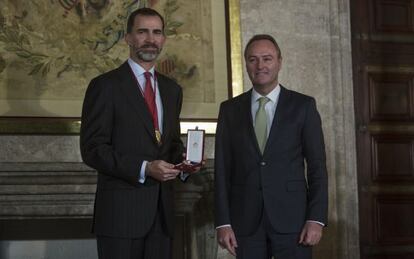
[80,62,184,238]
[214,86,328,237]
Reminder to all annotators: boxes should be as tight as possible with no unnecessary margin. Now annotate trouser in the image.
[235,210,312,259]
[97,208,171,259]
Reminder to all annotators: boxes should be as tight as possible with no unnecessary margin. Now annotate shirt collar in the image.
[251,84,281,105]
[127,58,155,77]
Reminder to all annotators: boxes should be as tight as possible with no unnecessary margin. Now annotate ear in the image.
[160,34,166,46]
[125,33,131,46]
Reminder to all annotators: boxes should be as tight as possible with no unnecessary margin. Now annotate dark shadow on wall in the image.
[0,241,10,259]
[0,219,95,240]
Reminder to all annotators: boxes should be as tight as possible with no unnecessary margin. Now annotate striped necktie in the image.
[143,72,161,144]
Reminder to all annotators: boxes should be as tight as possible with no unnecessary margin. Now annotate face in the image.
[125,15,165,65]
[245,39,282,94]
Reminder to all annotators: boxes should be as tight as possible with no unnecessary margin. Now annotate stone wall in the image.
[232,0,359,258]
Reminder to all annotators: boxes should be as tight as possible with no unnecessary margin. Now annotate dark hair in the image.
[126,8,165,33]
[244,34,282,59]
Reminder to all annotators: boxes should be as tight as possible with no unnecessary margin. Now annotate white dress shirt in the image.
[127,58,163,184]
[251,85,281,133]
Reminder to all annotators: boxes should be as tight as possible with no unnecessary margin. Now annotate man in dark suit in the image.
[80,8,188,259]
[215,34,328,259]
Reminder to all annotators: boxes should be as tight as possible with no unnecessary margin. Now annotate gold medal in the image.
[155,130,162,145]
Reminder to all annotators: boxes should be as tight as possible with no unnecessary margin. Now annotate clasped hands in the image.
[145,154,205,182]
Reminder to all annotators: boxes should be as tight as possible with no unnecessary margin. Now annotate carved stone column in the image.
[173,160,217,259]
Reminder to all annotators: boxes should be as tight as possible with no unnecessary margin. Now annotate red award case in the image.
[174,128,205,172]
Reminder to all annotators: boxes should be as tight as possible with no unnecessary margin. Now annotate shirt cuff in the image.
[216,224,231,229]
[307,220,325,227]
[179,172,189,181]
[139,161,147,184]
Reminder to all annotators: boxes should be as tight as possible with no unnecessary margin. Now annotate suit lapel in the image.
[156,73,171,143]
[264,86,290,153]
[117,62,157,143]
[240,90,262,154]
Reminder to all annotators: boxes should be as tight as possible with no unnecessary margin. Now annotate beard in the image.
[135,44,162,62]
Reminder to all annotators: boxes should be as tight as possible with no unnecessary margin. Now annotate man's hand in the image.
[178,153,206,174]
[217,226,238,256]
[146,160,181,182]
[299,221,323,246]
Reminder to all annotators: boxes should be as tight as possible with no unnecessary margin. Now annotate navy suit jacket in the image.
[214,86,328,236]
[80,62,184,238]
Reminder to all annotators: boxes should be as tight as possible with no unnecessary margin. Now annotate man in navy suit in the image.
[215,34,328,259]
[81,8,187,259]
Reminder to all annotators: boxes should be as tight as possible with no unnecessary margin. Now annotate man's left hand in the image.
[299,221,323,246]
[179,153,206,173]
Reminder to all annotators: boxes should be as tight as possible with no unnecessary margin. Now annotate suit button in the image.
[260,161,266,166]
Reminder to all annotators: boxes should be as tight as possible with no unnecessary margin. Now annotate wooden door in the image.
[351,0,414,258]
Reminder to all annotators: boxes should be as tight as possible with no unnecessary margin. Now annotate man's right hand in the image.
[217,226,238,256]
[146,160,180,182]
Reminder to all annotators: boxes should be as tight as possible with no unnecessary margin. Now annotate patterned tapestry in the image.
[0,0,227,118]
